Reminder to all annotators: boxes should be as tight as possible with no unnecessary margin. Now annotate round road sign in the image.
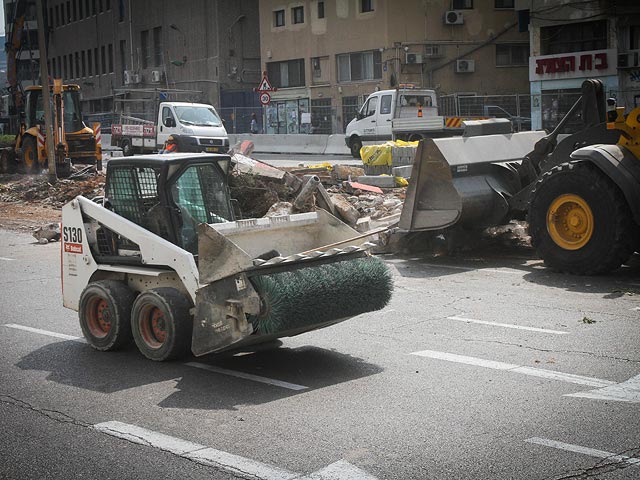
[259,92,271,105]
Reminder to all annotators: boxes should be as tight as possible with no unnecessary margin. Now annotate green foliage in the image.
[0,135,16,148]
[248,256,394,335]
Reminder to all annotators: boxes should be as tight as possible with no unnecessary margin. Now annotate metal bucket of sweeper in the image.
[399,132,546,232]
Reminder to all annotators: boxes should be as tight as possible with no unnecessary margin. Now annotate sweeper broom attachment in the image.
[248,256,393,335]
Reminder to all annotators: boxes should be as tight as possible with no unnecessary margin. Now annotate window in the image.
[55,5,60,27]
[361,0,374,13]
[101,45,106,74]
[72,0,77,21]
[453,0,473,9]
[541,20,607,55]
[52,58,57,77]
[363,96,377,117]
[119,39,127,72]
[75,52,80,77]
[81,51,86,76]
[318,1,325,18]
[94,47,99,74]
[78,0,83,18]
[274,9,285,27]
[87,49,93,75]
[337,50,382,82]
[162,106,175,126]
[153,27,162,66]
[380,94,392,114]
[118,0,125,21]
[141,30,151,69]
[292,6,304,24]
[63,56,68,78]
[108,44,114,72]
[66,1,71,22]
[311,56,329,84]
[496,44,528,66]
[267,59,305,88]
[495,0,514,8]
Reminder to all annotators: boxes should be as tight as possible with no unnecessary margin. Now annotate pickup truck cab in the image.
[345,89,438,158]
[112,102,229,155]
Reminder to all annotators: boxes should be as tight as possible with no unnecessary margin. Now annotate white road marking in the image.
[2,323,308,392]
[94,421,378,480]
[185,362,308,391]
[447,316,569,335]
[526,437,640,467]
[566,373,640,403]
[0,257,15,261]
[410,350,615,388]
[3,323,84,342]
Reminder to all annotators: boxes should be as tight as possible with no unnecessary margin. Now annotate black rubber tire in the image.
[121,138,133,156]
[22,135,39,173]
[79,280,136,351]
[528,161,636,275]
[408,133,424,142]
[0,149,15,174]
[349,136,362,159]
[131,288,193,361]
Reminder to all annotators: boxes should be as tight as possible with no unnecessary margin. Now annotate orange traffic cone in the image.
[417,104,423,117]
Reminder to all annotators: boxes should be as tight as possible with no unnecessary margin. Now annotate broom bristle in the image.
[248,256,393,335]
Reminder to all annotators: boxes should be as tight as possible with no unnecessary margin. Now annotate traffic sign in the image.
[259,92,271,106]
[255,72,276,93]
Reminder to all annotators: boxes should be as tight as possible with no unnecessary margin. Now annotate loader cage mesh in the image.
[105,166,170,240]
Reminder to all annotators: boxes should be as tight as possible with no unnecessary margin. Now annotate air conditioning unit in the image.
[455,59,475,73]
[151,70,163,83]
[405,53,424,64]
[124,70,141,85]
[618,50,640,69]
[445,11,464,25]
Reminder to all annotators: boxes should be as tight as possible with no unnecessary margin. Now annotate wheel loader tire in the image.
[349,137,362,159]
[528,161,635,275]
[79,280,136,351]
[22,135,39,173]
[131,288,193,361]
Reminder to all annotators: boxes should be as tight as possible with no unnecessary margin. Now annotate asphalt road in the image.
[1,228,639,479]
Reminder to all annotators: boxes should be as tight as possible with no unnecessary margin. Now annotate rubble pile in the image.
[0,172,105,208]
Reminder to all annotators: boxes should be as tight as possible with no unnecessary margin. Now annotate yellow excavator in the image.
[0,80,100,176]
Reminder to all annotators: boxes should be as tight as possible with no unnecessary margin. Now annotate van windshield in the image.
[174,106,222,127]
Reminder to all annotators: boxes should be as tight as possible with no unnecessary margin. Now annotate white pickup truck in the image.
[345,88,473,158]
[111,102,229,155]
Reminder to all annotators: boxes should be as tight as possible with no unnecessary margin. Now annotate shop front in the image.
[529,49,619,132]
[264,87,312,134]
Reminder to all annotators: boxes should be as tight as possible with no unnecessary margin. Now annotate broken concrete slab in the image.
[356,175,396,188]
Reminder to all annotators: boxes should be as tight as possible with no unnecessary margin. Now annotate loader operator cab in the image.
[24,85,84,132]
[102,154,233,258]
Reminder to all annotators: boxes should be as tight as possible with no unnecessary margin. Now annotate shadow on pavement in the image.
[16,340,382,411]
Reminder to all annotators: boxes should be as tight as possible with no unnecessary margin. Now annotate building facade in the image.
[259,0,531,134]
[522,0,640,130]
[3,0,261,126]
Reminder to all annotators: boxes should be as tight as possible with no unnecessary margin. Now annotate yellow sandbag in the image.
[360,142,393,166]
[395,176,409,187]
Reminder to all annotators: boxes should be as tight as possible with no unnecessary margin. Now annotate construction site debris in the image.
[330,194,360,226]
[293,175,320,211]
[264,201,293,217]
[356,175,396,188]
[346,181,384,194]
[332,164,365,181]
[33,223,60,243]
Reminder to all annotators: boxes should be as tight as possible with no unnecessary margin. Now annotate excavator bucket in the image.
[399,132,547,232]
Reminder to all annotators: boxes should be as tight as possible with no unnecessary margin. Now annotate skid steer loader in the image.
[61,154,393,361]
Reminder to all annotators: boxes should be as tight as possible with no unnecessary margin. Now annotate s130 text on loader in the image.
[61,154,393,361]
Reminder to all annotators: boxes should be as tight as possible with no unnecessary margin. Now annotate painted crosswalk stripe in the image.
[526,437,640,467]
[185,362,308,391]
[447,316,569,335]
[1,324,308,391]
[3,323,84,341]
[410,350,614,388]
[94,421,378,479]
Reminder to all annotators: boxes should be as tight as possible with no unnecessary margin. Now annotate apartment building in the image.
[259,0,530,134]
[4,0,261,121]
[523,0,640,130]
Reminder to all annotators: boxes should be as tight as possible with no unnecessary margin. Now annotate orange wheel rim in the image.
[547,194,594,250]
[139,306,166,348]
[86,297,111,338]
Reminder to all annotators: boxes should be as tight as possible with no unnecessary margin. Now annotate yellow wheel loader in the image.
[61,154,393,361]
[398,79,638,274]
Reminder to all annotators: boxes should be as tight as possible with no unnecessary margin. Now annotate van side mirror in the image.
[165,117,176,127]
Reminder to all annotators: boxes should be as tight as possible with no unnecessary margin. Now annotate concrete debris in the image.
[264,201,293,217]
[330,193,360,226]
[33,223,60,243]
[332,164,365,181]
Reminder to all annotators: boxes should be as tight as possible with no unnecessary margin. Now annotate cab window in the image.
[380,95,392,114]
[363,96,378,117]
[162,106,175,127]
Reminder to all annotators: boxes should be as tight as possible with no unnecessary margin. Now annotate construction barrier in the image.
[228,134,350,155]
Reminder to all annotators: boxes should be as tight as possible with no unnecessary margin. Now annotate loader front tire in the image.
[528,161,635,275]
[22,135,39,173]
[79,280,135,351]
[131,288,193,361]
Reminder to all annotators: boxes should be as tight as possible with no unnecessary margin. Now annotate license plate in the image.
[205,146,220,152]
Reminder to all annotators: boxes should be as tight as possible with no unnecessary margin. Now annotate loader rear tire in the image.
[131,288,193,361]
[22,135,39,173]
[79,280,135,351]
[528,161,635,275]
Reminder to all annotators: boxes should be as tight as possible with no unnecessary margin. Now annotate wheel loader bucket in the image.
[399,132,547,232]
